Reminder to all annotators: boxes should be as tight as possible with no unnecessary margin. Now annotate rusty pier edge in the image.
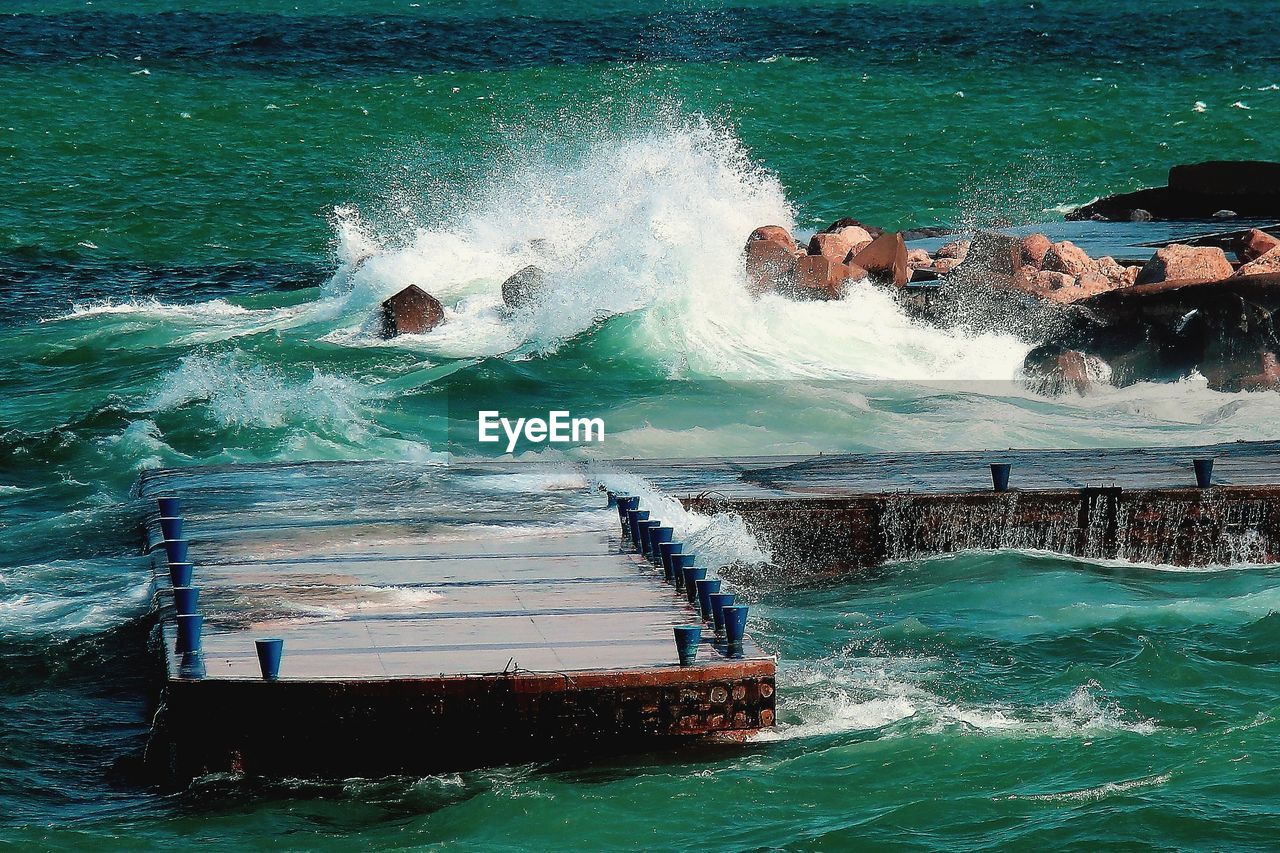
[148,664,776,780]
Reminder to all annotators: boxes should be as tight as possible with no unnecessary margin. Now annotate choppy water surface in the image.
[4,0,1280,847]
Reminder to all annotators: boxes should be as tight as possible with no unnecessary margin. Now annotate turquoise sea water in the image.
[4,0,1280,847]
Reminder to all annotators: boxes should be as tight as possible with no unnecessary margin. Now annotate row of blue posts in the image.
[154,495,282,681]
[606,492,749,666]
[987,457,1217,492]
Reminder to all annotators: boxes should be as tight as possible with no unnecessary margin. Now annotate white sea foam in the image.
[45,297,256,322]
[315,116,1029,384]
[142,352,379,437]
[757,662,1157,744]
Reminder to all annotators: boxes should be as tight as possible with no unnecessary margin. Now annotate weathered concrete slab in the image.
[137,463,774,780]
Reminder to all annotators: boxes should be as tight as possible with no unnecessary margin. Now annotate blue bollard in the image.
[175,613,203,654]
[256,638,284,680]
[695,578,722,621]
[1194,458,1214,488]
[159,515,183,542]
[991,462,1011,492]
[659,542,683,584]
[179,651,206,679]
[673,553,695,591]
[639,520,661,559]
[683,566,707,604]
[673,625,701,666]
[710,591,736,635]
[173,586,199,616]
[156,496,181,518]
[618,497,639,539]
[162,538,189,565]
[168,561,194,588]
[723,605,749,655]
[650,526,673,566]
[628,509,649,551]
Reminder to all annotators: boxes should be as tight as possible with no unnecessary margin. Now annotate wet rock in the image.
[935,239,971,260]
[1019,233,1054,269]
[787,255,864,299]
[1130,208,1154,222]
[744,226,801,294]
[1213,209,1238,219]
[501,265,548,309]
[808,226,872,263]
[906,248,933,269]
[1042,240,1097,279]
[1236,246,1280,277]
[1023,346,1102,395]
[849,232,910,287]
[1134,245,1234,285]
[1096,256,1131,288]
[933,257,960,274]
[1237,228,1280,263]
[819,218,886,241]
[1239,352,1280,391]
[379,284,445,337]
[948,233,1020,283]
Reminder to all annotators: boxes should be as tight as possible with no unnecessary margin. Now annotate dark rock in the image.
[1028,273,1280,389]
[379,284,445,337]
[1237,229,1280,263]
[1023,345,1102,395]
[849,231,909,287]
[1067,161,1280,221]
[501,265,547,308]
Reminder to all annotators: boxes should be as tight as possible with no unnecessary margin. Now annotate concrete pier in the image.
[614,440,1280,573]
[137,462,774,781]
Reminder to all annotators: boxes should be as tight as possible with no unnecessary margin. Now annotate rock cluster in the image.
[744,223,908,298]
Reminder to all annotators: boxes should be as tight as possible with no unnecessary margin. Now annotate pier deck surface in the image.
[139,462,771,683]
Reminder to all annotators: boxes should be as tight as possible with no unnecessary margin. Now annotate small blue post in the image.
[651,526,673,566]
[684,566,707,604]
[159,516,183,542]
[659,542,683,584]
[1194,458,1214,488]
[162,538,189,565]
[639,520,661,559]
[178,651,205,679]
[710,591,735,635]
[256,638,284,680]
[173,586,199,616]
[674,626,701,666]
[695,578,722,621]
[618,497,639,539]
[723,605,749,655]
[628,509,649,551]
[168,561,194,588]
[175,613,202,654]
[156,496,181,518]
[673,553,695,591]
[991,462,1011,492]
